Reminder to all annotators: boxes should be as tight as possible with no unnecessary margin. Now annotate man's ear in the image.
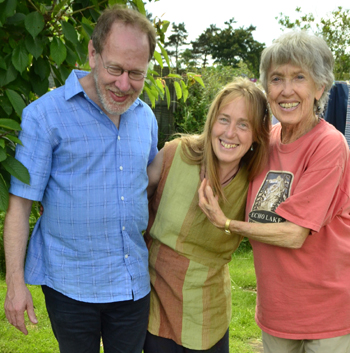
[88,40,97,70]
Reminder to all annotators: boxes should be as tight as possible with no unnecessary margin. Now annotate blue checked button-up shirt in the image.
[10,70,158,303]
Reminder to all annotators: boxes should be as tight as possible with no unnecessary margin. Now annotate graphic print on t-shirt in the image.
[249,171,293,224]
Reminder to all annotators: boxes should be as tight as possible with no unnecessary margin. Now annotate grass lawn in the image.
[0,248,261,352]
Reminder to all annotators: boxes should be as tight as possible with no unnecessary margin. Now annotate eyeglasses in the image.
[99,55,146,81]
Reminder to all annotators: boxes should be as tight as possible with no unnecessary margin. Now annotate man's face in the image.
[89,22,149,116]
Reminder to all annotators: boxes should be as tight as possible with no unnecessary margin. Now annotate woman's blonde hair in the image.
[178,77,270,200]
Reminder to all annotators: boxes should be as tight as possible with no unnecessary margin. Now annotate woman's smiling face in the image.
[267,63,324,129]
[211,97,253,172]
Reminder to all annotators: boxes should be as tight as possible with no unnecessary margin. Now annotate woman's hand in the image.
[198,178,227,229]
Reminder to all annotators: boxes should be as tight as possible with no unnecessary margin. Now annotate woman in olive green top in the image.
[144,78,270,352]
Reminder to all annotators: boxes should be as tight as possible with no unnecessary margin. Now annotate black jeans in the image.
[42,285,150,353]
[143,329,230,353]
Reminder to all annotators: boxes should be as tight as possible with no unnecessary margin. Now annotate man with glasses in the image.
[4,5,158,353]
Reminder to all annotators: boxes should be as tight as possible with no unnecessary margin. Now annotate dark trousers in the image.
[143,329,230,353]
[42,285,150,353]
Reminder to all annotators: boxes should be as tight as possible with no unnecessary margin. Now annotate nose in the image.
[282,79,294,96]
[226,122,237,138]
[115,72,131,92]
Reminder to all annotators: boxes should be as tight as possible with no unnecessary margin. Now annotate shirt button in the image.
[100,111,103,114]
[121,196,124,201]
[125,254,129,259]
[118,136,121,140]
[122,226,125,231]
[119,166,123,171]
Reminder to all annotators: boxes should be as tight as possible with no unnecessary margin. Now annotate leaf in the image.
[2,155,30,185]
[52,0,69,17]
[62,21,78,45]
[165,84,170,109]
[75,41,88,64]
[174,81,182,100]
[0,174,9,211]
[158,42,170,68]
[144,86,156,108]
[59,65,70,82]
[5,134,23,145]
[162,21,171,34]
[50,37,67,66]
[0,118,21,131]
[168,73,182,79]
[155,79,165,94]
[7,74,32,98]
[81,22,94,39]
[12,43,29,73]
[0,147,6,162]
[0,54,7,70]
[0,96,12,116]
[0,65,18,87]
[146,73,157,86]
[180,80,189,102]
[5,89,26,118]
[192,75,205,87]
[30,74,49,97]
[153,50,163,68]
[65,46,78,67]
[6,12,25,25]
[0,0,17,26]
[133,0,146,16]
[25,11,44,39]
[33,57,50,80]
[25,34,44,59]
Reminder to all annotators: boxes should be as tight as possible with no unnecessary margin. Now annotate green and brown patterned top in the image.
[145,139,249,350]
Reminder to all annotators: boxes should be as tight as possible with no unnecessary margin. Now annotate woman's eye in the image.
[218,117,229,123]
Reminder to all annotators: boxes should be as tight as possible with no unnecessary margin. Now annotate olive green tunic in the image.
[145,139,249,349]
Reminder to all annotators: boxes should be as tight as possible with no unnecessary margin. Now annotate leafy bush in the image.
[0,0,201,212]
[174,62,255,134]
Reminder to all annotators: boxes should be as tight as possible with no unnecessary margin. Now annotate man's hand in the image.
[4,281,37,335]
[4,195,36,335]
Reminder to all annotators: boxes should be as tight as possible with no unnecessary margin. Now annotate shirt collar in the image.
[64,70,88,101]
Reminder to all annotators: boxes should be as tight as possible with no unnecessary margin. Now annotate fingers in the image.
[27,304,38,326]
[4,286,37,335]
[5,300,28,335]
[15,318,29,335]
[198,178,207,203]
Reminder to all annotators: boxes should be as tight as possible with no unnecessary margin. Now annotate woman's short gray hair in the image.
[259,31,334,114]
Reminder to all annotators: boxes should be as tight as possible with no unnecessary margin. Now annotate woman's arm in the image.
[198,179,310,249]
[147,148,164,198]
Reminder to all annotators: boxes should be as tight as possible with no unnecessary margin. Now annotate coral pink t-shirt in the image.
[247,119,350,339]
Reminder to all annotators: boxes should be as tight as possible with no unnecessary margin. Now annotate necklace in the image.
[221,166,240,186]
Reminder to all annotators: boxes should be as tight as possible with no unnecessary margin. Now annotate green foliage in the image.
[0,0,196,212]
[189,20,264,77]
[164,22,188,68]
[191,25,219,68]
[174,63,254,134]
[277,6,350,80]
